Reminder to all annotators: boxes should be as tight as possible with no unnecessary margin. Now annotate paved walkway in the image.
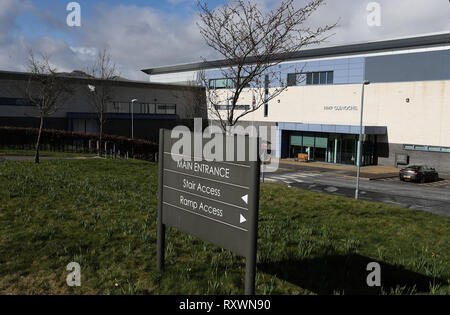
[277,159,399,180]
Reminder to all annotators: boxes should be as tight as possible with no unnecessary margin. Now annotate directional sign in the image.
[157,129,260,295]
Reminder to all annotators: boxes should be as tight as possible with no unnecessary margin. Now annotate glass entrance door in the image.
[314,136,328,162]
[341,135,357,165]
[327,134,341,164]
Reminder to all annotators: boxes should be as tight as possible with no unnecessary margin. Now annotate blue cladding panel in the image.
[349,69,363,76]
[348,57,364,64]
[204,56,366,87]
[334,76,349,84]
[333,64,350,70]
[197,50,450,86]
[278,123,387,135]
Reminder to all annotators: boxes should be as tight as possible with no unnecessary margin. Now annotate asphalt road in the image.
[262,169,450,216]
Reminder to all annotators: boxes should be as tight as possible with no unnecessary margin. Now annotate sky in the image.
[0,0,449,81]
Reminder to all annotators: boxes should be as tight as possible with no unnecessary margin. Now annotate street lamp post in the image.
[355,81,370,200]
[131,99,138,140]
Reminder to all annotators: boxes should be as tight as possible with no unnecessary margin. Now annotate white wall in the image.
[149,71,199,85]
[208,80,450,147]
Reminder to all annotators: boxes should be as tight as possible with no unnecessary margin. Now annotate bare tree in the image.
[86,48,118,155]
[171,82,208,119]
[197,0,337,131]
[26,51,74,164]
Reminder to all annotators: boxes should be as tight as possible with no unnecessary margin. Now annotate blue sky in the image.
[15,0,226,45]
[1,0,449,80]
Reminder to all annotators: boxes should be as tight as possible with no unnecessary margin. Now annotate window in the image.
[315,136,328,149]
[139,103,157,114]
[240,77,251,88]
[287,73,297,86]
[290,135,303,146]
[287,71,334,86]
[312,72,320,85]
[157,104,177,114]
[214,105,250,111]
[209,78,232,89]
[320,72,327,85]
[403,144,450,153]
[0,97,39,107]
[306,73,313,85]
[107,102,175,115]
[209,77,250,89]
[326,71,334,84]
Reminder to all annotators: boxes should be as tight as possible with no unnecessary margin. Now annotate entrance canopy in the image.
[278,123,387,135]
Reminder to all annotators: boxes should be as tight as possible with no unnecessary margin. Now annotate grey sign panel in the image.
[157,129,260,294]
[162,169,250,209]
[162,155,252,188]
[159,129,258,256]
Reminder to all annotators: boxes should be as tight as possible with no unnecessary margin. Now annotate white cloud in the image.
[300,0,450,47]
[73,4,216,80]
[0,0,449,81]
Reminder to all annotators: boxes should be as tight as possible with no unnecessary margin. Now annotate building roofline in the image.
[141,32,450,76]
[0,70,204,91]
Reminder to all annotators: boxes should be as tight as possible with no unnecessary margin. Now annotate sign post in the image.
[157,129,260,295]
[157,130,166,272]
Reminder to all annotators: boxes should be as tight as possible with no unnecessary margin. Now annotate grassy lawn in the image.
[0,159,448,295]
[0,149,97,158]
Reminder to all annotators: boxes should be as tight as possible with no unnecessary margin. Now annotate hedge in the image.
[0,127,159,160]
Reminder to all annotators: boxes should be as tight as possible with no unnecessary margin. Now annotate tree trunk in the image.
[35,114,44,164]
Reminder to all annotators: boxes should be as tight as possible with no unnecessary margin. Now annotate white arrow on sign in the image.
[240,214,247,224]
[241,194,248,204]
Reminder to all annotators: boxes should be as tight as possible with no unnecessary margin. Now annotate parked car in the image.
[399,165,439,183]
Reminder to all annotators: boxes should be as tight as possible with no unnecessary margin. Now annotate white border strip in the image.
[164,168,250,190]
[164,152,251,169]
[163,202,248,232]
[164,185,248,211]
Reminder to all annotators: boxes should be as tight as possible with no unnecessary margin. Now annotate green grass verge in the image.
[0,149,97,158]
[0,159,448,295]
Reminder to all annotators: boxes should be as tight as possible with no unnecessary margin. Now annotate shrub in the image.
[0,126,158,160]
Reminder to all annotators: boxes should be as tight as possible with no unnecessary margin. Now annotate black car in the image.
[399,165,439,183]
